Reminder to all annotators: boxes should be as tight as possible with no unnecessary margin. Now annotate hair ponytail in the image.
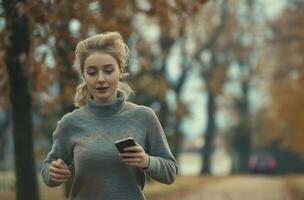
[118,81,133,100]
[74,82,90,108]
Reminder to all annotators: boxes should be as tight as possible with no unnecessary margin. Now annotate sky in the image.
[258,0,287,19]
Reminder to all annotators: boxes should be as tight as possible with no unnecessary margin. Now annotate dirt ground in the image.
[0,175,301,200]
[183,176,293,200]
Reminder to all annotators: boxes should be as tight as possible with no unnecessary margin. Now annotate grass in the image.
[285,175,304,200]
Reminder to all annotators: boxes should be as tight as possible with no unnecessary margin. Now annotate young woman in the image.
[41,32,178,200]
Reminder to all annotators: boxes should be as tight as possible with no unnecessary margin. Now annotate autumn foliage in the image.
[265,5,304,156]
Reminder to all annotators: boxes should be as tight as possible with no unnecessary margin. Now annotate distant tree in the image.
[132,0,210,159]
[192,0,259,174]
[190,0,229,174]
[263,3,304,157]
[228,0,257,173]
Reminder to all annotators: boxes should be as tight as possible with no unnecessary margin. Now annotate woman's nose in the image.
[97,71,105,82]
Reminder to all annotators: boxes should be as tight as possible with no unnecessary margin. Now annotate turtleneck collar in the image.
[85,90,125,118]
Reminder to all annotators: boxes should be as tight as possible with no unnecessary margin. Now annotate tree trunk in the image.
[233,80,251,173]
[3,0,40,199]
[200,92,216,174]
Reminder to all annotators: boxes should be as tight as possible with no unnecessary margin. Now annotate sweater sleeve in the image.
[41,117,73,187]
[143,108,178,184]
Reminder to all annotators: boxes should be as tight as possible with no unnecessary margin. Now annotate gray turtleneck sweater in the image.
[41,91,178,200]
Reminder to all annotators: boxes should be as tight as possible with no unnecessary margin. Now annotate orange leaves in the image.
[0,54,10,106]
[265,6,304,156]
[24,0,49,24]
[62,83,77,101]
[208,64,228,95]
[146,0,209,28]
[136,73,168,103]
[31,64,52,92]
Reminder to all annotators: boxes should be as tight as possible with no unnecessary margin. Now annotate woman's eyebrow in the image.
[86,66,97,69]
[85,64,114,69]
[103,64,114,67]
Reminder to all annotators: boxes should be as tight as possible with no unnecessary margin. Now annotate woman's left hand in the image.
[119,143,150,169]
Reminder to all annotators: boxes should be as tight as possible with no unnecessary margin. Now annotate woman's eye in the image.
[104,69,114,74]
[87,71,96,75]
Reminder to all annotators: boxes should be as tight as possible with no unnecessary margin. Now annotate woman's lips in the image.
[95,87,109,92]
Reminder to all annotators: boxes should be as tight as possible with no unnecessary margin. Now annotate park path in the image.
[183,176,293,200]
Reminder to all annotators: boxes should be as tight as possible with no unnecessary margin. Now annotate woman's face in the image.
[83,52,121,103]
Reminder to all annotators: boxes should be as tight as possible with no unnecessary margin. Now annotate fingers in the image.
[51,160,67,169]
[122,157,142,163]
[49,159,71,183]
[50,176,69,183]
[49,173,70,183]
[119,143,149,169]
[49,170,70,180]
[120,144,145,158]
[121,156,149,168]
[49,164,71,176]
[57,159,67,168]
[49,169,70,183]
[123,144,143,152]
[120,151,143,159]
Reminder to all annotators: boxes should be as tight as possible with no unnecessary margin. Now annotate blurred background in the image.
[0,0,304,199]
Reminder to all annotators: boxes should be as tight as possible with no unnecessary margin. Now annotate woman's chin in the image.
[93,93,115,103]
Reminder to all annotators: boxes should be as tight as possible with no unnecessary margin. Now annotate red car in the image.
[248,153,276,174]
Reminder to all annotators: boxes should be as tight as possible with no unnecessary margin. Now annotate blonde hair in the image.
[74,32,133,107]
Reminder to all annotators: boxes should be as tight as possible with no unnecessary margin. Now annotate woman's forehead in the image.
[84,52,118,68]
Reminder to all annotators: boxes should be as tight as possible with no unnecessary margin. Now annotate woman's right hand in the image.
[49,159,71,183]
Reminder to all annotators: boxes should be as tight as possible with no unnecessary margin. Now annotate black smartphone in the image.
[114,137,137,153]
